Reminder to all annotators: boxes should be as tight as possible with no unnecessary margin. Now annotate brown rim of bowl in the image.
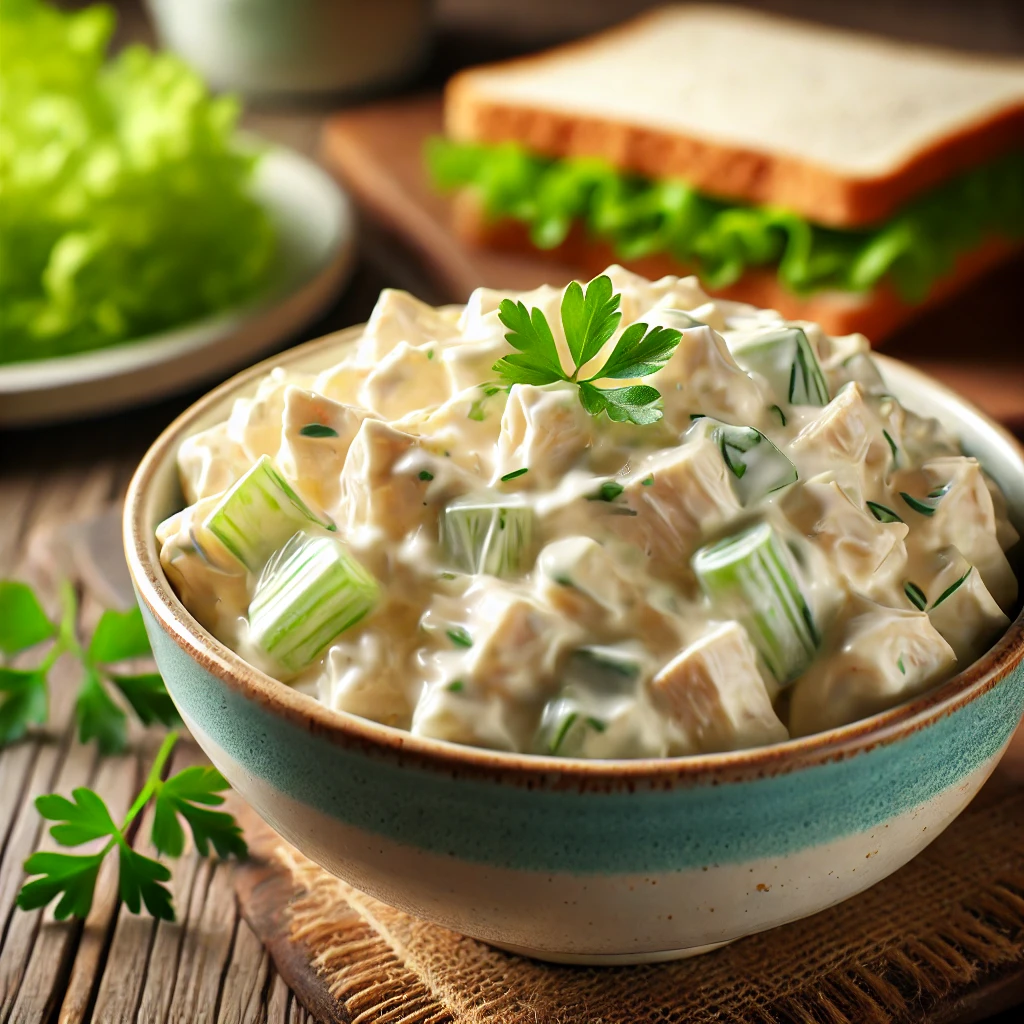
[125,325,1024,785]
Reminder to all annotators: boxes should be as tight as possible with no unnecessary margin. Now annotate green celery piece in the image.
[688,419,797,504]
[204,456,334,571]
[440,500,535,577]
[692,522,818,684]
[248,533,381,675]
[730,327,830,407]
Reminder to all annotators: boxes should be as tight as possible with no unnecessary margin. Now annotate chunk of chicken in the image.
[789,383,893,498]
[495,383,594,487]
[651,622,788,753]
[355,289,461,363]
[275,387,369,515]
[176,422,250,505]
[927,560,1010,666]
[901,457,1018,610]
[789,600,956,736]
[781,476,908,595]
[610,437,742,571]
[226,369,314,462]
[358,341,452,420]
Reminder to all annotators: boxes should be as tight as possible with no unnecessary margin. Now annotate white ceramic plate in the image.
[0,144,355,427]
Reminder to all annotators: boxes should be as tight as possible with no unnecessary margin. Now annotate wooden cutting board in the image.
[320,95,1024,427]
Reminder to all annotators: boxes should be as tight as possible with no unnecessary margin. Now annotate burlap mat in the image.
[233,773,1024,1024]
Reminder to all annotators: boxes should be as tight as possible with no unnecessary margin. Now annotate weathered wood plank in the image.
[3,735,100,1024]
[267,972,292,1024]
[216,918,271,1024]
[164,858,239,1024]
[56,753,140,1024]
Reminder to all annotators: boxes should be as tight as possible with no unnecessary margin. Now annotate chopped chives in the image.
[692,522,818,684]
[641,475,654,487]
[866,501,904,524]
[418,470,434,481]
[446,626,473,648]
[900,491,942,517]
[904,581,927,611]
[585,716,607,733]
[446,680,465,693]
[897,655,906,675]
[299,423,339,438]
[770,404,787,427]
[587,481,624,502]
[931,569,972,608]
[248,533,380,674]
[500,467,529,482]
[204,455,334,571]
[550,712,578,754]
[882,430,899,466]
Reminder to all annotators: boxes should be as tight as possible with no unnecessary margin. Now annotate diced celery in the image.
[440,499,535,577]
[692,522,818,684]
[248,532,380,674]
[204,455,333,571]
[731,327,830,406]
[687,418,797,504]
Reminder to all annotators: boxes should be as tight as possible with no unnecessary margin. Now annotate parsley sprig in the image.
[493,275,682,425]
[0,579,179,751]
[17,731,246,921]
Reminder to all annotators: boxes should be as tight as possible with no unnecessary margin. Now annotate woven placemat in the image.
[233,773,1024,1024]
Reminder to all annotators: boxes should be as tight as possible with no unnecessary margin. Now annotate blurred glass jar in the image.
[146,0,432,98]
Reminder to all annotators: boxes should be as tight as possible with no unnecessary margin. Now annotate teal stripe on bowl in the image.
[145,608,1024,875]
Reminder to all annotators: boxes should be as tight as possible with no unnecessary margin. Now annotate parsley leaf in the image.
[88,606,151,663]
[560,275,621,368]
[18,851,105,920]
[491,275,681,425]
[118,845,174,917]
[107,673,181,728]
[495,299,565,384]
[76,668,127,755]
[592,322,682,380]
[0,668,48,747]
[578,382,664,425]
[17,732,245,923]
[0,578,177,752]
[152,765,247,859]
[0,581,56,655]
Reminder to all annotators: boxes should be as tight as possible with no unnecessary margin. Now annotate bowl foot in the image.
[486,938,734,965]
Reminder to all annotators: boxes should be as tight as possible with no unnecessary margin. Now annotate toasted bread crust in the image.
[444,11,1024,229]
[451,192,1018,340]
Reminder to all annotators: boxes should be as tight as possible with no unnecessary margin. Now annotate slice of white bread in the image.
[445,5,1024,227]
[451,192,1019,340]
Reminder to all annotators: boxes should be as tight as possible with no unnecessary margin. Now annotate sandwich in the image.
[428,5,1024,339]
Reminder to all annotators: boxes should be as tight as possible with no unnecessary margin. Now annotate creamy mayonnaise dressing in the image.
[157,266,1019,758]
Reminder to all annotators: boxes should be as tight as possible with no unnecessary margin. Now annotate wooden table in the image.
[2,2,1022,1020]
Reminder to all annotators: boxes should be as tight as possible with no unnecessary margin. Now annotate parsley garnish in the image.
[299,423,339,438]
[17,731,245,921]
[641,475,654,487]
[492,275,682,425]
[418,470,434,481]
[0,580,179,751]
[446,680,465,693]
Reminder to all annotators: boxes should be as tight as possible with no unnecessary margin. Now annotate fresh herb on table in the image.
[0,579,179,751]
[491,274,682,425]
[16,731,246,921]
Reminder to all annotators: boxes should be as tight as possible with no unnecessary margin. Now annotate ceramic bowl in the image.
[124,326,1024,964]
